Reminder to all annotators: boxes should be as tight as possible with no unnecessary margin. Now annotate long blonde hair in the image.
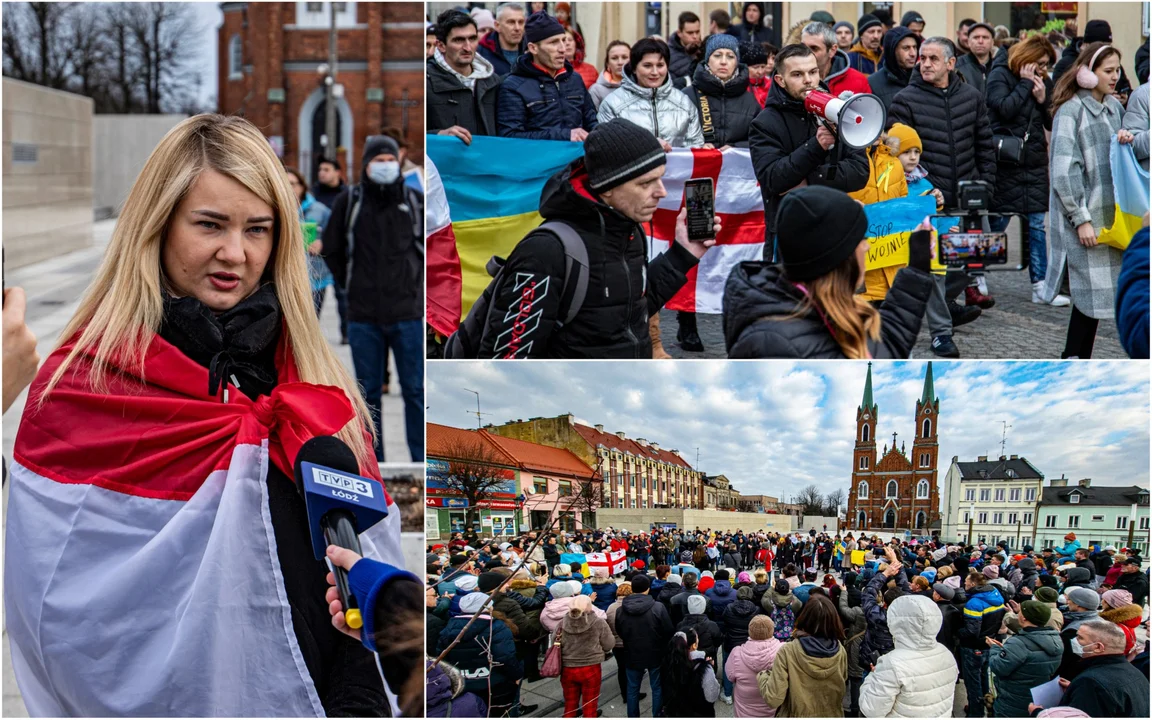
[788,256,881,359]
[40,114,375,468]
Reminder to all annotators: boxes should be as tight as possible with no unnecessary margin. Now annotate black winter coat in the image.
[867,26,920,110]
[425,56,502,137]
[859,571,907,668]
[1114,570,1150,608]
[684,65,762,148]
[723,263,934,358]
[888,71,997,207]
[1059,654,1151,718]
[476,161,698,358]
[322,173,423,325]
[935,599,963,656]
[677,613,723,660]
[985,52,1053,214]
[748,81,869,237]
[657,582,685,613]
[616,593,675,670]
[721,598,760,653]
[667,32,701,82]
[1137,39,1150,85]
[956,52,993,95]
[497,54,597,140]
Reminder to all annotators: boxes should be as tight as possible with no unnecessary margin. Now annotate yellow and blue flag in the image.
[1099,136,1150,251]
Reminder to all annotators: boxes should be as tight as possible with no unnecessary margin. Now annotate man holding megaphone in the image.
[748,43,870,260]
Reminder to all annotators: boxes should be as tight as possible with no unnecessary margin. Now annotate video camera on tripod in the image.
[933,181,1028,272]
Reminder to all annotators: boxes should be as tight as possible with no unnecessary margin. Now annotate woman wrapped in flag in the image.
[5,115,406,717]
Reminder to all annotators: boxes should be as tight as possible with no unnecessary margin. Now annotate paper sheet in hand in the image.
[1030,677,1064,708]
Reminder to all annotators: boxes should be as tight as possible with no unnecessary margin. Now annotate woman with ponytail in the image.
[663,628,721,717]
[723,185,935,358]
[1037,42,1137,358]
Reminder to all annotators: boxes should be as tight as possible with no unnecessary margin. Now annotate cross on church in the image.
[391,88,420,138]
[891,432,898,448]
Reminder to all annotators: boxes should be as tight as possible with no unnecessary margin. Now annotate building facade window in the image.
[1070,494,1080,504]
[228,35,243,79]
[1068,515,1080,528]
[862,424,871,442]
[1117,516,1129,529]
[1010,488,1021,502]
[858,481,869,499]
[964,511,971,523]
[916,479,929,499]
[966,488,976,502]
[886,480,898,498]
[1008,512,1018,524]
[980,489,991,502]
[1025,487,1037,502]
[995,488,1005,502]
[922,418,931,436]
[992,512,1003,524]
[1141,516,1150,530]
[1023,512,1033,525]
[978,512,988,523]
[1045,515,1057,528]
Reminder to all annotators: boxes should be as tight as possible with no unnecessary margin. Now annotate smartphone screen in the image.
[937,231,1008,268]
[685,178,715,241]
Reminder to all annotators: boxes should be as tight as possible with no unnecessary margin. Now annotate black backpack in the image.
[443,221,589,358]
[342,181,424,286]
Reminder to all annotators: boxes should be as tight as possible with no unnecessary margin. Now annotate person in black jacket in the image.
[684,34,762,148]
[1034,620,1150,718]
[322,135,423,462]
[932,582,964,661]
[955,22,995,94]
[496,12,597,141]
[748,43,869,259]
[727,2,769,44]
[436,592,524,716]
[868,25,921,109]
[668,11,704,84]
[427,10,502,143]
[474,119,719,358]
[616,574,675,718]
[723,185,935,358]
[984,35,1069,305]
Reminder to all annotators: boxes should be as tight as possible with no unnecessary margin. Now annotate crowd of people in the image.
[426,3,1150,361]
[425,524,1149,718]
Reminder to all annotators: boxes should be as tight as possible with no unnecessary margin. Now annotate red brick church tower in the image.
[846,363,941,534]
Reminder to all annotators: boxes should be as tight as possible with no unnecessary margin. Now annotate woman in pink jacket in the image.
[724,615,782,717]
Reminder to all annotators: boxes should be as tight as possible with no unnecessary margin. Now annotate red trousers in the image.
[561,664,602,718]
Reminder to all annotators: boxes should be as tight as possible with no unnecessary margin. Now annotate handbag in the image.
[993,100,1035,165]
[540,625,563,678]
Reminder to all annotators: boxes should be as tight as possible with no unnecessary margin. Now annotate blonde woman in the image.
[5,114,404,717]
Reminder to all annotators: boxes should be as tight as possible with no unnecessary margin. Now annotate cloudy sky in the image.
[427,362,1150,503]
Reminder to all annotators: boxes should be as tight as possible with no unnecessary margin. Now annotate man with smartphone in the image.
[749,43,869,261]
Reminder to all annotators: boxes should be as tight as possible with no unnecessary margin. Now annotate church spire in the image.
[860,362,875,412]
[920,362,936,405]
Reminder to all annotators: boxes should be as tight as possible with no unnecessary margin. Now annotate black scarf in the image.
[159,284,282,401]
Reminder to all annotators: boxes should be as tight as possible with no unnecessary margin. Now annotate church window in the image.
[886,480,898,498]
[861,424,870,442]
[858,481,868,499]
[228,35,243,79]
[916,479,929,499]
[922,418,932,437]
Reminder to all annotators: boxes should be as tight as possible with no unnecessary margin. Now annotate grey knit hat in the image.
[584,119,667,192]
[1066,586,1100,611]
[704,33,740,63]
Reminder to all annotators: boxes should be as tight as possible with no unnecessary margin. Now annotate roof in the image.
[482,432,597,479]
[426,423,518,465]
[860,362,875,412]
[572,423,695,470]
[955,457,1044,481]
[1041,484,1150,507]
[921,362,936,405]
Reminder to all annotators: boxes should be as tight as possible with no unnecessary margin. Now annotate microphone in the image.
[294,436,390,631]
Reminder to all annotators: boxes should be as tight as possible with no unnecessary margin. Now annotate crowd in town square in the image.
[426,2,1149,361]
[425,524,1149,718]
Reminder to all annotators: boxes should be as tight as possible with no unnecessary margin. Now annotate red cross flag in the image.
[586,550,629,577]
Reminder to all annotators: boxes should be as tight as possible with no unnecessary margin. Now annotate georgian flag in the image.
[5,333,403,717]
[586,550,629,577]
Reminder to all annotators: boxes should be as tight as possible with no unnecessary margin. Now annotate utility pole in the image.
[324,2,338,162]
[968,503,975,546]
[1128,502,1137,551]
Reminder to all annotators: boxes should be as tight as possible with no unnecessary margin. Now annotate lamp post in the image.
[1128,502,1137,552]
[516,493,527,535]
[324,2,337,163]
[967,503,975,546]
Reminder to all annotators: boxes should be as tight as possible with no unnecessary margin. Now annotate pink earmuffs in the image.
[1076,45,1111,89]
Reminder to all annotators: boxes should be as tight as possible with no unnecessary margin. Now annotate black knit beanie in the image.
[739,40,768,66]
[775,186,868,281]
[525,11,564,44]
[858,14,882,35]
[1084,20,1112,44]
[477,571,505,593]
[585,119,667,192]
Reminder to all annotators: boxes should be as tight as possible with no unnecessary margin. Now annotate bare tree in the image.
[2,2,77,89]
[796,484,825,517]
[825,489,846,517]
[430,435,514,528]
[566,476,604,527]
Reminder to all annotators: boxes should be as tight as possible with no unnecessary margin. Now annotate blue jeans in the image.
[960,647,987,717]
[990,213,1047,283]
[347,320,424,462]
[626,666,662,718]
[720,649,733,697]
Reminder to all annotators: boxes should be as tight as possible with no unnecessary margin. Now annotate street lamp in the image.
[1128,502,1137,552]
[967,503,975,546]
[516,493,527,534]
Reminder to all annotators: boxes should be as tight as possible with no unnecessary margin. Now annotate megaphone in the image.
[803,90,887,149]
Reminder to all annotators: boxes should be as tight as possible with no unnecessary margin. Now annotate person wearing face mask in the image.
[746,43,869,260]
[322,135,424,463]
[1055,586,1101,681]
[1029,620,1149,717]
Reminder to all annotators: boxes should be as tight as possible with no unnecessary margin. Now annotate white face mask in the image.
[367,160,400,185]
[1070,637,1097,656]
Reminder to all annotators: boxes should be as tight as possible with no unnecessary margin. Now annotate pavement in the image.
[659,264,1126,359]
[1,219,421,717]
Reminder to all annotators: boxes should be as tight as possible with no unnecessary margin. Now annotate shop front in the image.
[426,458,523,542]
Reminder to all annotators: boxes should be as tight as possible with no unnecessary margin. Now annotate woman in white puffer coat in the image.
[597,37,704,150]
[858,594,958,718]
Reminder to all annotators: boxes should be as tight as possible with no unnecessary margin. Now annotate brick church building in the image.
[846,363,941,534]
[217,2,424,184]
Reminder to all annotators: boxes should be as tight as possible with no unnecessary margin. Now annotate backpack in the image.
[770,602,795,641]
[342,182,425,289]
[442,221,590,358]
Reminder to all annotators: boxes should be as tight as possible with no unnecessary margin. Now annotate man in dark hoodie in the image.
[747,43,869,257]
[727,2,770,44]
[900,10,925,35]
[868,26,922,109]
[322,135,423,462]
[463,119,713,359]
[615,574,674,718]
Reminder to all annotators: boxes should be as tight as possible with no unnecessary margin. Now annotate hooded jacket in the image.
[426,50,502,137]
[721,597,761,652]
[860,570,910,668]
[838,585,868,678]
[541,596,607,633]
[724,637,781,717]
[558,605,615,668]
[684,64,762,148]
[597,69,704,147]
[427,661,489,718]
[984,49,1054,214]
[723,263,934,359]
[678,611,724,659]
[868,28,921,109]
[988,625,1064,718]
[727,3,769,44]
[747,79,869,237]
[757,635,849,717]
[825,48,873,97]
[437,614,523,693]
[475,161,698,358]
[496,53,598,140]
[848,39,882,75]
[887,70,997,207]
[706,579,738,621]
[859,595,959,718]
[615,593,675,670]
[322,137,423,325]
[959,584,1006,649]
[1113,569,1150,608]
[657,580,686,611]
[761,582,802,615]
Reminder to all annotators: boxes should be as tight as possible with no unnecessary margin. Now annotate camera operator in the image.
[888,36,997,358]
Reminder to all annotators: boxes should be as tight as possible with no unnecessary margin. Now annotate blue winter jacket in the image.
[959,584,1006,649]
[437,614,523,693]
[497,54,598,141]
[1117,226,1150,359]
[1053,539,1082,560]
[590,579,618,612]
[705,580,737,621]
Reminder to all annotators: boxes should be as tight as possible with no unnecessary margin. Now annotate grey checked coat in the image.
[1039,89,1126,318]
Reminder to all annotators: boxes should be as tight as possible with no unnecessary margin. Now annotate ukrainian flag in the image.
[1098,136,1150,251]
[426,135,585,320]
[559,552,592,579]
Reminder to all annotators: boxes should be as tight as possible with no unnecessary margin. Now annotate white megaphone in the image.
[803,90,887,149]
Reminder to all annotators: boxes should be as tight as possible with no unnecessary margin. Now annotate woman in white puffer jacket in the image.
[858,593,959,718]
[597,37,704,150]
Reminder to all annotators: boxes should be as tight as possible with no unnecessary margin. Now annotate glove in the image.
[908,228,933,273]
